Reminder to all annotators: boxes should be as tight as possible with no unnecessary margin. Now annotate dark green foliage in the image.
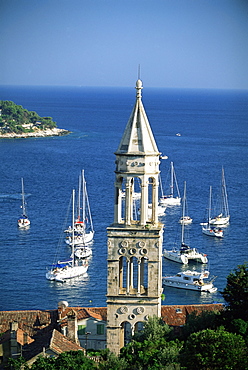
[98,350,128,370]
[221,262,248,320]
[180,327,248,370]
[182,310,221,339]
[7,356,29,370]
[120,316,181,369]
[7,351,97,370]
[133,315,172,342]
[0,100,57,133]
[121,338,181,370]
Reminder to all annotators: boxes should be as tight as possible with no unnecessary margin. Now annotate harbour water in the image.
[0,85,247,310]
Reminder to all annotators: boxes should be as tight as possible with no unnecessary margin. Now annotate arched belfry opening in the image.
[107,79,164,354]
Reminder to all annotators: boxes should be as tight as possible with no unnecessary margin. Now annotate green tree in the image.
[180,327,248,370]
[133,315,172,342]
[121,338,181,370]
[119,315,181,369]
[221,262,248,320]
[98,351,128,370]
[0,100,57,132]
[182,309,221,339]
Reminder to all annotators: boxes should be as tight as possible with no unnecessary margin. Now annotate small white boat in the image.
[201,186,224,238]
[179,216,192,225]
[209,168,230,226]
[162,270,217,293]
[74,246,92,259]
[17,178,30,228]
[159,162,181,206]
[46,189,88,282]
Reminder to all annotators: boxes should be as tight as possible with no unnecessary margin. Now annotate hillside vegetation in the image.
[0,100,57,134]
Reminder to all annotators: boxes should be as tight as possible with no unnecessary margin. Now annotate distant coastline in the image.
[0,127,71,139]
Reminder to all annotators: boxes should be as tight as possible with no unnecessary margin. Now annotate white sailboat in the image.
[162,269,217,293]
[159,162,181,206]
[65,170,94,246]
[46,189,88,282]
[209,167,230,226]
[201,186,224,238]
[17,178,30,228]
[178,181,192,224]
[164,181,208,264]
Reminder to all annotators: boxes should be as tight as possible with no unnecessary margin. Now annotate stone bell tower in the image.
[106,79,164,354]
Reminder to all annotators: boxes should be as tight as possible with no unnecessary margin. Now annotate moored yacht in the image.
[162,270,217,293]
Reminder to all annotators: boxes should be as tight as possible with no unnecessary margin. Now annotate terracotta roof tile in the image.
[0,310,58,337]
[50,329,84,354]
[161,304,223,326]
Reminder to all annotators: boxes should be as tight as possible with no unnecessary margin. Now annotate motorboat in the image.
[162,270,217,293]
[159,162,181,206]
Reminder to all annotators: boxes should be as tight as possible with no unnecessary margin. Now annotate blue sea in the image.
[0,85,247,311]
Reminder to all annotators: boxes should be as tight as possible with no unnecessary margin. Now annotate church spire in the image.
[115,79,159,156]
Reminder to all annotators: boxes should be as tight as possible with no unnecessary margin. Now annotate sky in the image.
[1,0,248,89]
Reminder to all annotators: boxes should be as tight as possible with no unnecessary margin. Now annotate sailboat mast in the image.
[77,174,82,221]
[82,170,86,224]
[72,189,75,267]
[159,174,164,198]
[208,186,212,225]
[170,162,174,197]
[21,178,26,216]
[181,181,186,244]
[222,167,229,217]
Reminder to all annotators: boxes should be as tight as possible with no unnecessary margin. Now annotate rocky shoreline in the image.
[0,127,71,139]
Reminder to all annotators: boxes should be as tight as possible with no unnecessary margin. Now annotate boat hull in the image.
[46,264,88,282]
[162,278,217,293]
[209,216,230,226]
[179,216,192,225]
[159,196,181,206]
[18,218,30,228]
[66,230,94,246]
[202,226,223,238]
[163,250,188,264]
[162,269,217,293]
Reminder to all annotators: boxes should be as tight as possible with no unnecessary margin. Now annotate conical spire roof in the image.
[115,79,159,155]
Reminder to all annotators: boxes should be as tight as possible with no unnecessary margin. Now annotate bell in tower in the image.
[106,79,164,354]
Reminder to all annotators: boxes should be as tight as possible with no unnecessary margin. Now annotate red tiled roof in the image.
[61,307,107,322]
[161,304,223,326]
[0,310,58,337]
[50,329,84,354]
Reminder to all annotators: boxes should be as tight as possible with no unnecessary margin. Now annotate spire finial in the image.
[136,65,143,99]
